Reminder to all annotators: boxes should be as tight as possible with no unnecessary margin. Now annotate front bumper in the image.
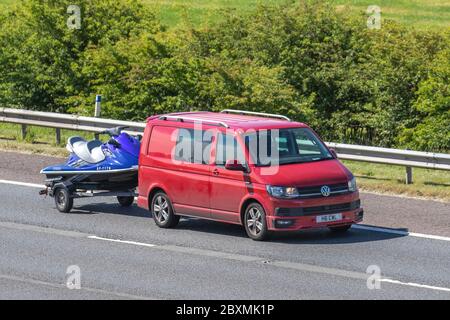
[265,192,363,231]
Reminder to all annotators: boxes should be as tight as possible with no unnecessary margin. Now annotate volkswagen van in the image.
[137,109,363,240]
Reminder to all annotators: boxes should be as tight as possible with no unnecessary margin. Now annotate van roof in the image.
[149,111,308,130]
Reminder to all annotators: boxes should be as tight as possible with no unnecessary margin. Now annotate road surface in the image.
[0,151,449,299]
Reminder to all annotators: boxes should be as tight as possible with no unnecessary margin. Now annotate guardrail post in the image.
[21,124,27,140]
[94,94,101,140]
[55,128,61,145]
[405,166,413,184]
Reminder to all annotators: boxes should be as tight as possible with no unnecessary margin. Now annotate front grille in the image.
[296,183,349,199]
[276,200,361,217]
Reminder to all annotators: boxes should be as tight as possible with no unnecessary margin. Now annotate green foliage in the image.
[0,0,160,113]
[399,48,450,151]
[0,0,449,152]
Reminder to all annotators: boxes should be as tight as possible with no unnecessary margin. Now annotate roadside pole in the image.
[94,95,101,140]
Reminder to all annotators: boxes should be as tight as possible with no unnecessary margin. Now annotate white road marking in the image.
[0,179,44,188]
[353,224,450,242]
[88,235,157,248]
[381,278,450,293]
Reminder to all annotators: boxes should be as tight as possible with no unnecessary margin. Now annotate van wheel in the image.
[244,202,269,241]
[329,224,352,233]
[151,192,179,228]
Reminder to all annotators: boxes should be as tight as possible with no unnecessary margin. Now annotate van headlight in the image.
[266,185,299,199]
[348,177,357,192]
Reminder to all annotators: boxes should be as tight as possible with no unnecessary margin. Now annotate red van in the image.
[137,109,363,240]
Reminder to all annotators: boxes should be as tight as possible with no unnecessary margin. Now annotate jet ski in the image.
[40,126,141,213]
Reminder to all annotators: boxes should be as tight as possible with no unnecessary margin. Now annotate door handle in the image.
[213,169,219,176]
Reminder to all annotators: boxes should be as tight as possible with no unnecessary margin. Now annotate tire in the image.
[151,192,180,228]
[329,224,352,233]
[117,196,134,207]
[244,202,269,241]
[54,187,73,213]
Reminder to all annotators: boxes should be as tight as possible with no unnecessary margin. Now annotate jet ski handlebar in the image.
[100,126,129,137]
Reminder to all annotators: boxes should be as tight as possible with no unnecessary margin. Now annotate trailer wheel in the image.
[117,196,134,207]
[54,187,73,213]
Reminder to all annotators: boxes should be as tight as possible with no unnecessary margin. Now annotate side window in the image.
[216,132,244,166]
[174,129,213,164]
[148,126,176,159]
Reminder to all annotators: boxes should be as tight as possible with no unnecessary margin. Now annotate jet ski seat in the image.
[67,136,106,164]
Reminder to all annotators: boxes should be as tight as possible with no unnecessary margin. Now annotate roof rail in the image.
[221,109,291,121]
[159,115,229,128]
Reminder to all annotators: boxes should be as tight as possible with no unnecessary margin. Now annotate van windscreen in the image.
[244,128,333,166]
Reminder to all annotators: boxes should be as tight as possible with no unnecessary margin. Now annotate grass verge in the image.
[1,0,449,29]
[0,123,449,201]
[343,160,449,202]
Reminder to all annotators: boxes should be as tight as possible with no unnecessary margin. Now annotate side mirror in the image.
[329,148,338,159]
[225,160,248,172]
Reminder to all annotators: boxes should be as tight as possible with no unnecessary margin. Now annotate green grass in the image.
[1,123,449,201]
[0,123,97,157]
[343,160,450,201]
[1,0,449,29]
[143,0,450,29]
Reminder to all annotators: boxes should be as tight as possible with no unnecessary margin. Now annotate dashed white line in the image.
[88,234,450,294]
[1,222,450,295]
[88,235,157,248]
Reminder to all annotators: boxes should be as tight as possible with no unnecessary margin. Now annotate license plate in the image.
[316,213,343,223]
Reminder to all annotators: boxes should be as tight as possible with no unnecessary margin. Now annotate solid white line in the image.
[0,179,44,188]
[88,235,157,248]
[408,232,450,242]
[381,278,450,293]
[352,224,450,242]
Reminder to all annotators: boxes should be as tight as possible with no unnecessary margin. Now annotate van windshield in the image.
[244,128,333,166]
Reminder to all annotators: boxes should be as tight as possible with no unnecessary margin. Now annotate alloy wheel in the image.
[153,195,169,223]
[247,207,263,236]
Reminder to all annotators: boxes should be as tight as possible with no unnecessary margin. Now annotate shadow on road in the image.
[69,202,406,244]
[174,218,406,245]
[70,203,149,218]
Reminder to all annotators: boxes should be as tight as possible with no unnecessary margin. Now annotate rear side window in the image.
[174,128,213,164]
[148,126,176,159]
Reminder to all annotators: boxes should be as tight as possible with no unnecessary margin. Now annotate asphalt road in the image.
[0,151,449,299]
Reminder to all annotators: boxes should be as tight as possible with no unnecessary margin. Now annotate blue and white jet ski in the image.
[40,126,141,213]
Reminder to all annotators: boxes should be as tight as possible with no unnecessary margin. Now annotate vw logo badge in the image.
[320,185,331,197]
